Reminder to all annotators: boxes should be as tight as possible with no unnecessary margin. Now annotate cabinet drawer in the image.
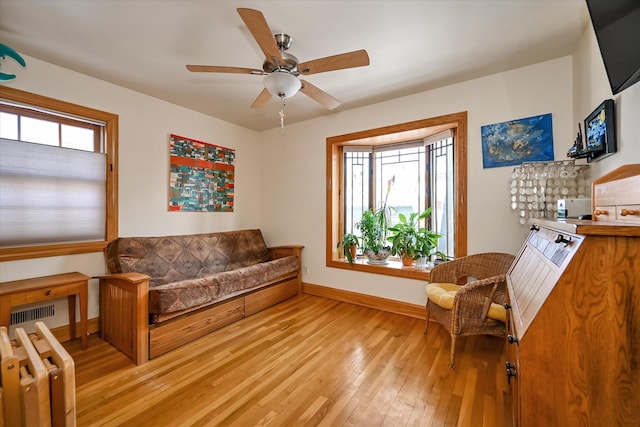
[10,283,75,305]
[616,204,640,224]
[593,206,615,220]
[245,279,298,316]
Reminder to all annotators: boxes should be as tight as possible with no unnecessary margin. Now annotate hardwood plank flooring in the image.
[63,294,513,427]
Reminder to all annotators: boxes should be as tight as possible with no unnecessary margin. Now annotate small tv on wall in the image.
[567,99,617,162]
[584,99,616,161]
[586,0,640,94]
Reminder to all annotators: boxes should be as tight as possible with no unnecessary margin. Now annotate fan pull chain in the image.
[279,96,286,133]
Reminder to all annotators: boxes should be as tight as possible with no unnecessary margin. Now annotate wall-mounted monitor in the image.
[586,0,640,94]
[567,99,616,163]
[584,99,616,162]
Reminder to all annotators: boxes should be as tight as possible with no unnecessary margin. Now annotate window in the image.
[327,112,467,280]
[343,131,454,258]
[0,87,118,261]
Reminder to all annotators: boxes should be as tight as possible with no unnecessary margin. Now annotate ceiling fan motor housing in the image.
[274,33,293,51]
[263,34,299,74]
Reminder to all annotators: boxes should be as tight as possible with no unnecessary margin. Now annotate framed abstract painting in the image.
[481,113,554,168]
[168,134,235,212]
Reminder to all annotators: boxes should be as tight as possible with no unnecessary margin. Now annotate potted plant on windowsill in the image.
[413,226,442,269]
[388,208,440,267]
[357,207,391,265]
[337,233,359,264]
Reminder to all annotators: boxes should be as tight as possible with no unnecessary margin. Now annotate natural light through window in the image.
[326,112,467,280]
[343,133,454,259]
[0,87,118,261]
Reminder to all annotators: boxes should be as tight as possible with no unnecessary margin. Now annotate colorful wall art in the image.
[481,113,554,168]
[169,134,235,212]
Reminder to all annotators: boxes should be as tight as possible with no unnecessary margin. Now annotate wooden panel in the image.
[98,274,149,365]
[507,226,582,338]
[14,328,50,426]
[34,322,76,427]
[48,367,65,427]
[245,279,298,316]
[302,282,426,319]
[507,217,640,427]
[593,167,640,206]
[20,377,38,427]
[505,318,520,427]
[11,283,75,305]
[0,272,90,296]
[100,281,137,360]
[616,204,640,224]
[593,205,615,220]
[0,327,20,427]
[149,298,244,359]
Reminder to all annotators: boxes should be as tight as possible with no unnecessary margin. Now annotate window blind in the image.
[0,138,106,247]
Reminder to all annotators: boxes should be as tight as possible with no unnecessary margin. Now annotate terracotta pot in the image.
[349,244,357,261]
[401,253,414,266]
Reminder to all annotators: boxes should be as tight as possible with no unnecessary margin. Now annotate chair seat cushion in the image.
[425,282,507,323]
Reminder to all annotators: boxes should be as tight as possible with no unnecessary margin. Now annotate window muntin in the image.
[343,135,454,260]
[327,112,467,280]
[0,87,118,261]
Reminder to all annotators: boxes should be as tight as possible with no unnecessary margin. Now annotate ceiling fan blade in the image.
[251,88,272,109]
[186,65,264,74]
[299,49,370,75]
[237,8,284,64]
[300,80,341,110]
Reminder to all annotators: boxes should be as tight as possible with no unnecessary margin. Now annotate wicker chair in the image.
[425,252,515,368]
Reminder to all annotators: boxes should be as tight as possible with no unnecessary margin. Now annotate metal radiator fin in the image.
[10,304,55,325]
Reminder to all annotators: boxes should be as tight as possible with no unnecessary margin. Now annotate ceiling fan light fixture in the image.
[264,71,301,99]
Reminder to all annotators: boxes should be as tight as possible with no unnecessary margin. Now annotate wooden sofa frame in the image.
[96,245,303,365]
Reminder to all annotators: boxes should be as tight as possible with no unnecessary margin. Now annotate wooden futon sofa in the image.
[97,229,303,364]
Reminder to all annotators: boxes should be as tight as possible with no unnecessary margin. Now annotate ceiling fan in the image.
[186,8,370,114]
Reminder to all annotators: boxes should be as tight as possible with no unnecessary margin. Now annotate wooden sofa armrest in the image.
[268,245,304,260]
[94,273,150,365]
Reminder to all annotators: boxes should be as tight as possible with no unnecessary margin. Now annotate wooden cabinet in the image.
[505,165,640,427]
[592,164,640,224]
[0,272,90,349]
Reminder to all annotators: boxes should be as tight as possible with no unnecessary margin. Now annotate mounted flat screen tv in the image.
[567,99,616,162]
[586,0,640,94]
[584,99,616,161]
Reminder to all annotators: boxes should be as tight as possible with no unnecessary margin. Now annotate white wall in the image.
[259,57,574,306]
[5,25,637,324]
[572,22,640,178]
[0,56,262,330]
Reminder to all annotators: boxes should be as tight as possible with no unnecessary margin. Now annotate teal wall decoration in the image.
[0,44,26,81]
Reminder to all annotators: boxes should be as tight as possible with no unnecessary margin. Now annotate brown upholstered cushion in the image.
[106,229,299,316]
[149,255,299,314]
[106,229,271,287]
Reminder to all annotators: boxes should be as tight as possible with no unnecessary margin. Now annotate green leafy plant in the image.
[337,233,360,264]
[357,207,390,255]
[356,176,394,262]
[387,208,441,260]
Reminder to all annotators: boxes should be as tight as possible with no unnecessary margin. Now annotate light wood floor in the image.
[64,294,513,427]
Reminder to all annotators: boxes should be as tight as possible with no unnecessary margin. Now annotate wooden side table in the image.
[0,272,90,349]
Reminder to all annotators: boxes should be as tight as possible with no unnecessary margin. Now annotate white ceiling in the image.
[0,0,589,131]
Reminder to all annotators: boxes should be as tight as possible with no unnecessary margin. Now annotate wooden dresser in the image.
[505,164,640,427]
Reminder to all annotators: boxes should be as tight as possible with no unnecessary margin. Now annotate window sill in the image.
[0,241,107,262]
[327,257,431,281]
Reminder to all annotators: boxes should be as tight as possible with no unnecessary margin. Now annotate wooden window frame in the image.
[0,86,118,261]
[326,112,467,280]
